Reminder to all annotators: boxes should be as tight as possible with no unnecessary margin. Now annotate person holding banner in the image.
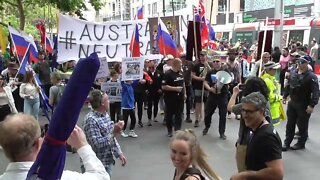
[107,70,121,123]
[162,58,185,137]
[19,71,40,120]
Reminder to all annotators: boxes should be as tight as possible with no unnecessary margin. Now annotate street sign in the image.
[264,19,280,26]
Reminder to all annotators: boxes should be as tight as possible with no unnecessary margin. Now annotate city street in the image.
[0,104,320,180]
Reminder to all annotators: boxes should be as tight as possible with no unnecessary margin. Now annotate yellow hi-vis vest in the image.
[261,73,282,126]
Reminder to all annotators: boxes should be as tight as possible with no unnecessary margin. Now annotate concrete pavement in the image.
[0,104,319,179]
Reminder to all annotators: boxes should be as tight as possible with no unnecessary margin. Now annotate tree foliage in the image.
[0,0,103,30]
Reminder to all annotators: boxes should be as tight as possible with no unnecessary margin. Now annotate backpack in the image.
[54,84,65,106]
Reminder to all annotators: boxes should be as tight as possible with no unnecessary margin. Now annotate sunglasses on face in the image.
[213,61,220,63]
[298,61,307,64]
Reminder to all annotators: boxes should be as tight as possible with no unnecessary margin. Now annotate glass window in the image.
[288,30,304,43]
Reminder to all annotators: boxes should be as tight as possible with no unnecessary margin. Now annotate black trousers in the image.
[284,101,311,146]
[164,96,184,133]
[185,85,192,117]
[134,92,144,122]
[122,109,136,130]
[0,104,11,122]
[109,102,121,122]
[204,95,228,135]
[279,69,286,95]
[12,89,24,112]
[147,92,161,120]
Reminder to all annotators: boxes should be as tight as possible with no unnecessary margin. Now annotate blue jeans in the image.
[105,165,112,177]
[24,98,40,120]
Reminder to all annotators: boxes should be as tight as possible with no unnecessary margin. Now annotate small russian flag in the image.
[45,36,53,54]
[137,6,143,19]
[129,24,140,57]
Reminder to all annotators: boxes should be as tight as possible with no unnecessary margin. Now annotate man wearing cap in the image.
[250,52,271,77]
[202,56,229,139]
[282,56,319,151]
[192,50,211,127]
[163,54,174,73]
[261,62,282,126]
[180,53,194,123]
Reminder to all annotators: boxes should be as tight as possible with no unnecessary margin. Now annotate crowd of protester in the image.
[0,37,319,179]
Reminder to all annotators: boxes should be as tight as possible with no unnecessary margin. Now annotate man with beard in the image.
[202,57,229,139]
[223,48,241,119]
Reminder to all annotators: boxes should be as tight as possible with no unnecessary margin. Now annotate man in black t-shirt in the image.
[191,51,211,127]
[162,59,185,137]
[202,58,229,140]
[231,92,284,180]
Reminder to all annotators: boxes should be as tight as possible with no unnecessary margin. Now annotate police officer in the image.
[162,58,185,137]
[202,57,229,140]
[282,56,319,151]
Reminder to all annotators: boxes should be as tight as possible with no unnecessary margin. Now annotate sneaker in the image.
[128,130,138,138]
[121,131,128,138]
[138,122,144,128]
[167,132,173,137]
[236,115,241,120]
[191,109,195,114]
[194,120,199,127]
[148,119,152,126]
[227,114,232,119]
[153,117,158,122]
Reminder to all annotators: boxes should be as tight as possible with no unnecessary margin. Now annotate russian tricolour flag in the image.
[45,36,53,54]
[137,6,143,19]
[157,18,178,57]
[129,24,140,57]
[8,26,38,63]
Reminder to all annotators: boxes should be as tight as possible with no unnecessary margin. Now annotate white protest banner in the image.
[57,14,151,63]
[121,57,144,81]
[95,57,109,79]
[101,82,122,102]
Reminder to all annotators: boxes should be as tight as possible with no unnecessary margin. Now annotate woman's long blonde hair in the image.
[170,129,221,180]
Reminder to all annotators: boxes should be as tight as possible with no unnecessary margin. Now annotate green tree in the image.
[0,0,103,30]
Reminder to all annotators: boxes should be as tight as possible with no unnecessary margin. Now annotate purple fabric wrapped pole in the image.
[26,53,100,180]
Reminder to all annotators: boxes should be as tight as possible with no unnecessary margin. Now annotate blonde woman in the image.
[170,129,221,180]
[0,75,17,121]
[19,71,40,120]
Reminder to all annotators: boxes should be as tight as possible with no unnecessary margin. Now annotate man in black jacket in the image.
[282,56,319,151]
[146,62,163,126]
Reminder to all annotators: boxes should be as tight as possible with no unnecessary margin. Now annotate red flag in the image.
[129,24,140,57]
[35,20,46,45]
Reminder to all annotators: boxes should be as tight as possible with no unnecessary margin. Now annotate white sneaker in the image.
[121,131,128,138]
[227,114,232,119]
[128,130,138,138]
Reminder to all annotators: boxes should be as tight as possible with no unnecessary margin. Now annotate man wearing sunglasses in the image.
[202,57,229,140]
[282,56,319,151]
